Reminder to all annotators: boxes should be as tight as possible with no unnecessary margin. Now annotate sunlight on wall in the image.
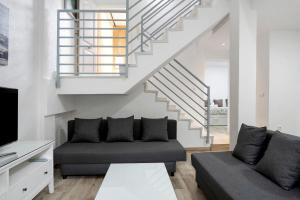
[95,13,126,74]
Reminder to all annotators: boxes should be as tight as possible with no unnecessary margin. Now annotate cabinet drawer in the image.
[7,161,51,200]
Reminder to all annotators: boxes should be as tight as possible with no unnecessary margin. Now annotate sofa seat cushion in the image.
[191,152,300,200]
[55,139,186,164]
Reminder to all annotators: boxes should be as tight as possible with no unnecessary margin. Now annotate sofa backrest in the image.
[257,130,279,160]
[68,119,177,141]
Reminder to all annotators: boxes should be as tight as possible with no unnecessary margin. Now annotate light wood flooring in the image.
[35,145,229,200]
[210,126,230,145]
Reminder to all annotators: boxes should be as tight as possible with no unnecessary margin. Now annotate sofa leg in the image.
[62,175,67,179]
[170,172,175,177]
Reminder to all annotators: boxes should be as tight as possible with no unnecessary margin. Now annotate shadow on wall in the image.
[74,84,146,118]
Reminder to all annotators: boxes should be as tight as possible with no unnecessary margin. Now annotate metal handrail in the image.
[149,0,198,37]
[162,67,206,102]
[148,80,207,127]
[57,1,202,77]
[158,71,207,112]
[153,75,207,121]
[174,59,209,88]
[127,0,201,54]
[143,0,188,32]
[143,0,175,23]
[56,1,209,142]
[57,9,128,79]
[125,0,130,77]
[129,0,157,21]
[59,9,126,13]
[169,63,207,95]
[154,8,194,39]
[149,59,211,144]
[140,0,199,51]
[129,0,143,10]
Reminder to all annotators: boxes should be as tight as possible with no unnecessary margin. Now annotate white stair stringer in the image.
[57,1,229,95]
[144,83,214,147]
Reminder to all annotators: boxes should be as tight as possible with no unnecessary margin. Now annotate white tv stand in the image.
[0,140,55,200]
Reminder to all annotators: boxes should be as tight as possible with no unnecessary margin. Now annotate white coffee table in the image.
[95,163,177,200]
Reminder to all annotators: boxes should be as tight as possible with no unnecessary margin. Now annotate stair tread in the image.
[151,39,168,44]
[156,97,169,102]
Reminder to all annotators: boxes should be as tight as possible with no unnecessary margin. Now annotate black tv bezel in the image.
[0,86,18,147]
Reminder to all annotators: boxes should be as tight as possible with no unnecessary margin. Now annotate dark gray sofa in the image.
[191,131,300,200]
[55,119,186,177]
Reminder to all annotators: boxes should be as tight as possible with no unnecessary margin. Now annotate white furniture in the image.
[0,140,54,200]
[210,107,228,126]
[95,163,177,200]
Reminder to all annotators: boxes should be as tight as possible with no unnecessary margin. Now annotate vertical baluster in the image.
[126,0,129,77]
[56,10,61,88]
[141,17,144,52]
[206,87,211,144]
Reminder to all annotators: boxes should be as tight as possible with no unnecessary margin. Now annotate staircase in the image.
[145,59,213,144]
[56,0,229,94]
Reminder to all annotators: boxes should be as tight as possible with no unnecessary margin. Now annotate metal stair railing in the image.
[56,0,202,87]
[140,0,200,52]
[56,9,128,87]
[148,59,211,144]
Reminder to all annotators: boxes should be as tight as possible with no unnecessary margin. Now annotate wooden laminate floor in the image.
[35,145,229,200]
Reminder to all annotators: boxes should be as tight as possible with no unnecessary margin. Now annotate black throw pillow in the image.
[106,116,134,142]
[142,117,168,142]
[232,124,267,164]
[255,133,300,190]
[71,118,101,143]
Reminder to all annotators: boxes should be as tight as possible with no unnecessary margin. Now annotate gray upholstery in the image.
[55,139,186,164]
[106,116,134,142]
[256,133,300,190]
[60,162,176,176]
[67,119,177,141]
[192,151,300,200]
[55,119,185,177]
[142,117,169,141]
[233,124,267,165]
[71,118,101,143]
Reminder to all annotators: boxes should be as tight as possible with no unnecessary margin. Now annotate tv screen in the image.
[0,87,18,147]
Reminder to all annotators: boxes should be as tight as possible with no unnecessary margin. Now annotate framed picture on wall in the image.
[0,3,9,66]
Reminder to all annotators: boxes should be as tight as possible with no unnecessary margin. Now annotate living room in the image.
[0,0,300,200]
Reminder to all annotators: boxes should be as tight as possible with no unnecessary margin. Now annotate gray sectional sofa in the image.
[54,119,186,178]
[192,130,300,200]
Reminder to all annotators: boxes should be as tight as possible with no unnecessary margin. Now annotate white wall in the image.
[0,0,39,140]
[229,0,257,149]
[254,0,300,126]
[0,0,76,144]
[205,61,229,101]
[36,0,76,144]
[269,31,300,136]
[72,27,229,148]
[74,84,209,148]
[177,40,206,80]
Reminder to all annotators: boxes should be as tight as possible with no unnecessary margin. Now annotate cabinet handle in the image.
[22,188,27,192]
[44,171,48,175]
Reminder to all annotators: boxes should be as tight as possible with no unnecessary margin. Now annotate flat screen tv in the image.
[0,87,18,147]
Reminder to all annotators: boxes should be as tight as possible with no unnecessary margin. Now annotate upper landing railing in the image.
[56,0,201,86]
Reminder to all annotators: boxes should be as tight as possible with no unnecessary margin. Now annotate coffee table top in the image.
[95,163,177,200]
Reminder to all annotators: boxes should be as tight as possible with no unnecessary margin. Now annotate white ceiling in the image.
[253,0,300,29]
